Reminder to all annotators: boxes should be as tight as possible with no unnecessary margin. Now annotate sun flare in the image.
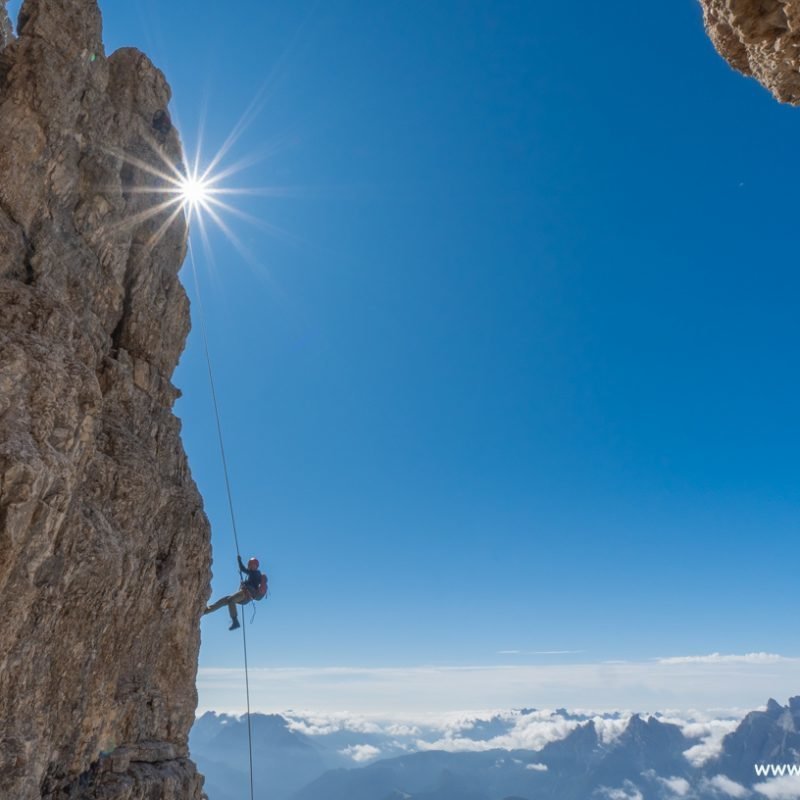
[179,173,213,211]
[109,91,296,264]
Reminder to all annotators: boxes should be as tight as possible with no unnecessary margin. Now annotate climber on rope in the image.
[204,555,268,630]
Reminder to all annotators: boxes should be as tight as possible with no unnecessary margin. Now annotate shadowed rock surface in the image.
[0,0,210,797]
[700,0,800,103]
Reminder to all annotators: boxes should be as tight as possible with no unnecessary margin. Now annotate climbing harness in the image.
[188,240,256,800]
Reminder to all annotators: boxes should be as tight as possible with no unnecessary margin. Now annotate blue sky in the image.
[20,0,799,709]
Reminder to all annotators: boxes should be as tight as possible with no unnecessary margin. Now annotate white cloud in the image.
[284,712,383,736]
[416,717,578,754]
[530,650,585,655]
[386,723,421,737]
[658,653,785,665]
[197,660,800,716]
[340,744,382,763]
[754,775,800,799]
[278,707,660,752]
[703,775,751,798]
[596,781,644,800]
[414,709,629,754]
[526,762,548,771]
[657,776,691,796]
[680,719,742,767]
[594,715,632,745]
[408,709,656,756]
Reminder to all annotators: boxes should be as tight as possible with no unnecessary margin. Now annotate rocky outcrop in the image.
[1,2,12,51]
[700,0,800,103]
[0,1,211,798]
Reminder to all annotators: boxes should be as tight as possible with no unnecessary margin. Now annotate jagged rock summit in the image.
[0,0,211,798]
[700,0,800,103]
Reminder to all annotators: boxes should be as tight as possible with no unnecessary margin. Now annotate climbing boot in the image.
[229,619,241,631]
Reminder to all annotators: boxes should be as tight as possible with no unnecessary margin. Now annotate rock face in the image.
[700,0,800,103]
[0,1,211,798]
[1,3,12,51]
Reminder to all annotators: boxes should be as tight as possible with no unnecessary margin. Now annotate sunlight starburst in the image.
[179,171,214,215]
[106,84,306,273]
[106,138,252,257]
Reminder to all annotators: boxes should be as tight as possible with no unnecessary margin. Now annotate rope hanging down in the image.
[188,240,256,800]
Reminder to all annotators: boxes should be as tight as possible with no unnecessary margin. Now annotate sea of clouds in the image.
[277,705,746,766]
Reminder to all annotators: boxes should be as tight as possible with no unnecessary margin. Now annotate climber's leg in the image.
[227,589,249,628]
[204,595,232,615]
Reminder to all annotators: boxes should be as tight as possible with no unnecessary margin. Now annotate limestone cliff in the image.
[700,0,800,103]
[1,2,12,51]
[0,1,211,798]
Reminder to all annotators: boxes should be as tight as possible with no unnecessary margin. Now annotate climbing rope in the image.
[187,239,256,800]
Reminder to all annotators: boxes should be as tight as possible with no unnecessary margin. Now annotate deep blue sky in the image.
[22,0,799,700]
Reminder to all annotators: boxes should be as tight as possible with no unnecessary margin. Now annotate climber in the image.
[204,556,268,631]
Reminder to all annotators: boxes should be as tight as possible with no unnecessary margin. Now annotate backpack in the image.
[253,572,268,601]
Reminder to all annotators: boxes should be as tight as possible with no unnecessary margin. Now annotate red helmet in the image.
[247,557,259,570]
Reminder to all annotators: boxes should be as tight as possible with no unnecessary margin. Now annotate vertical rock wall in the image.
[0,1,211,797]
[700,0,800,103]
[1,2,12,51]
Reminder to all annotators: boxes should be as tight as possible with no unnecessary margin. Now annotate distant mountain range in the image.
[190,697,800,800]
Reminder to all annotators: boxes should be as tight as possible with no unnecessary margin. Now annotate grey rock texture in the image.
[700,0,800,103]
[1,2,12,50]
[0,1,211,798]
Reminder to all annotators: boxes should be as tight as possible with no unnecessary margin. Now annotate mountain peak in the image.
[709,697,800,785]
[766,698,784,715]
